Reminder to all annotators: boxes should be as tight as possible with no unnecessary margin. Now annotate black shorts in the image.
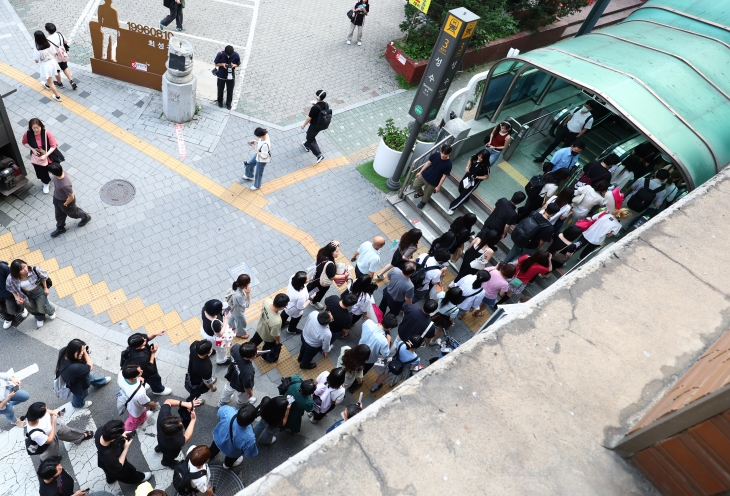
[57,61,68,71]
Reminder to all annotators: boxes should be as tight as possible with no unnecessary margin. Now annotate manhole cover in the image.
[208,465,245,495]
[100,180,136,206]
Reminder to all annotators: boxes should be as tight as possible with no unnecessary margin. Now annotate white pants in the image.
[101,28,119,61]
[219,382,252,406]
[200,329,229,364]
[347,23,363,42]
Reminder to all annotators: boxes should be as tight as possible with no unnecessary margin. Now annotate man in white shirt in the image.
[534,100,595,163]
[118,363,156,432]
[358,313,397,378]
[351,236,385,278]
[413,250,449,303]
[298,311,333,369]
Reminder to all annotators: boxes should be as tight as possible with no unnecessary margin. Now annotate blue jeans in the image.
[253,418,277,445]
[244,154,266,189]
[486,147,502,165]
[71,374,107,408]
[0,389,30,422]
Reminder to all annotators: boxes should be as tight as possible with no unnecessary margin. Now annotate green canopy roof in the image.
[513,0,730,188]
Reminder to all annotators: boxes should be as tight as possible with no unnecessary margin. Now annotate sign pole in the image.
[386,7,479,191]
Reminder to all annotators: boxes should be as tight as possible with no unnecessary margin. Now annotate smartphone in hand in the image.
[126,430,137,440]
[287,396,295,404]
[58,408,66,417]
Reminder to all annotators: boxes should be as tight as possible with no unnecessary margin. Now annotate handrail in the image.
[503,106,567,161]
[442,69,491,122]
[398,135,469,199]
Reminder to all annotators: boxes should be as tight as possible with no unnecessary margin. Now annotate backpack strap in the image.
[397,343,419,365]
[121,382,143,415]
[228,415,236,442]
[26,428,44,439]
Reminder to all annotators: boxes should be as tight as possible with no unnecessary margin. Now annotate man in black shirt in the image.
[122,330,172,396]
[218,342,257,407]
[483,192,525,241]
[325,293,358,343]
[185,340,217,403]
[578,153,618,186]
[301,90,328,163]
[503,206,556,264]
[397,300,437,343]
[95,420,150,485]
[155,398,199,468]
[37,456,87,496]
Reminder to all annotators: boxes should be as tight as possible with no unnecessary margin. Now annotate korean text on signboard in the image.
[408,0,432,14]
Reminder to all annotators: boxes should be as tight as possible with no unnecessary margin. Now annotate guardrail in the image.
[398,135,469,199]
[502,106,566,161]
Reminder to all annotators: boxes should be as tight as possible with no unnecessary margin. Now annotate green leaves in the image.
[378,118,410,152]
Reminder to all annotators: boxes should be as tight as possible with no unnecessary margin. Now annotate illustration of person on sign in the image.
[99,0,121,62]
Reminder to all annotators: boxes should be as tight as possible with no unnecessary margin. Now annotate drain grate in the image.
[208,465,245,495]
[100,180,136,206]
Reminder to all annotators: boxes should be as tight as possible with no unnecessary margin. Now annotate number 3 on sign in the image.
[438,38,449,55]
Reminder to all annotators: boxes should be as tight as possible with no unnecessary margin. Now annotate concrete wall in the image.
[240,167,730,495]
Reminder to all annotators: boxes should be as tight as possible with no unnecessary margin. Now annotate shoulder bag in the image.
[388,343,419,375]
[44,130,64,164]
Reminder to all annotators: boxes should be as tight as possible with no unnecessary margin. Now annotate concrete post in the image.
[162,37,197,123]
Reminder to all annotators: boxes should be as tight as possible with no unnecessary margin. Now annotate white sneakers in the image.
[250,186,258,191]
[43,183,49,194]
[103,376,112,384]
[49,312,56,320]
[36,320,44,328]
[52,95,62,102]
[21,309,27,318]
[446,209,455,215]
[248,396,257,404]
[78,401,92,409]
[357,41,362,46]
[346,40,351,45]
[241,175,253,181]
[152,387,173,396]
[3,320,11,329]
[142,472,152,482]
[224,456,244,468]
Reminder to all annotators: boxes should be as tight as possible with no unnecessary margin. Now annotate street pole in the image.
[386,128,420,191]
[386,7,480,191]
[575,0,611,37]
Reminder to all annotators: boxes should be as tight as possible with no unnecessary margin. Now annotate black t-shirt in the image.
[201,302,223,337]
[309,260,336,287]
[485,197,517,233]
[156,403,186,460]
[227,344,255,391]
[95,429,138,480]
[325,295,351,334]
[466,157,490,179]
[58,351,90,396]
[421,152,453,186]
[398,304,432,342]
[127,344,158,378]
[260,396,289,428]
[309,102,328,128]
[582,160,611,184]
[39,469,74,496]
[188,341,212,386]
[548,236,579,255]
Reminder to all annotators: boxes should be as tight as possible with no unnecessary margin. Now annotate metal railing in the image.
[398,135,468,199]
[502,106,567,161]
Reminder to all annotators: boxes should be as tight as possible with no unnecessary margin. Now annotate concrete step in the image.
[402,190,454,239]
[387,195,442,245]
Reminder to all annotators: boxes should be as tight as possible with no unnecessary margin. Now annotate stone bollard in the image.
[162,37,197,123]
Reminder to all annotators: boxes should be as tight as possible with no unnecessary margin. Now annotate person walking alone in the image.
[45,23,76,90]
[32,31,62,102]
[48,163,91,238]
[447,149,490,215]
[242,127,271,191]
[22,118,57,194]
[213,46,240,110]
[301,90,330,164]
[346,0,369,46]
[227,274,250,338]
[160,0,184,32]
[411,144,453,209]
[7,259,55,328]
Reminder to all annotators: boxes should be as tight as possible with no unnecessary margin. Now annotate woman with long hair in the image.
[427,284,464,346]
[254,396,291,445]
[449,213,478,261]
[306,241,348,309]
[496,250,552,305]
[448,150,491,213]
[282,271,309,334]
[577,208,631,259]
[344,275,374,327]
[228,274,251,338]
[375,228,422,280]
[21,118,58,194]
[484,121,512,165]
[451,270,490,318]
[56,339,110,409]
[33,31,62,101]
[429,231,456,256]
[455,228,499,282]
[336,344,370,393]
[7,259,55,327]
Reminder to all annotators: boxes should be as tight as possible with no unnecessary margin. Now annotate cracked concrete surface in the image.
[239,158,730,495]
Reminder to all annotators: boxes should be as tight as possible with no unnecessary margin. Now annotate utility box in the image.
[0,81,28,195]
[439,117,471,159]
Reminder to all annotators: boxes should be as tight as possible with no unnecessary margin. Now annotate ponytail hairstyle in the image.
[232,274,251,291]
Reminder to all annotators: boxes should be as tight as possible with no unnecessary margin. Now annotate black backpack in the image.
[525,174,545,197]
[409,255,431,290]
[388,343,419,375]
[119,347,132,368]
[511,211,549,248]
[315,102,332,130]
[172,455,207,495]
[25,428,50,456]
[277,376,293,395]
[627,177,663,212]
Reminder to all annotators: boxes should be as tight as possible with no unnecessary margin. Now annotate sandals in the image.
[82,431,94,440]
[472,311,485,317]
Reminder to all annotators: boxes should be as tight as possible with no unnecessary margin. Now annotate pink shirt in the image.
[482,267,510,299]
[22,130,57,166]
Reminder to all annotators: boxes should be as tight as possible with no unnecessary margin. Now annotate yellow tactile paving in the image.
[0,232,14,249]
[369,208,408,244]
[90,288,127,315]
[498,160,529,186]
[254,345,292,375]
[72,281,110,307]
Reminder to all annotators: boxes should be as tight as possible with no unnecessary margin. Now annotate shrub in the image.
[398,0,518,60]
[507,0,590,31]
[409,121,440,143]
[378,118,410,151]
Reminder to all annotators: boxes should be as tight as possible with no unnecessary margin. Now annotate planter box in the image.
[373,139,403,178]
[414,139,436,161]
[385,19,569,85]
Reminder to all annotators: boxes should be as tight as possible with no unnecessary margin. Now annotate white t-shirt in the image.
[186,445,210,492]
[450,275,485,311]
[356,241,380,274]
[572,185,605,219]
[541,196,571,225]
[540,183,558,199]
[117,372,150,418]
[46,32,65,50]
[566,108,593,133]
[415,253,443,291]
[284,281,308,318]
[315,371,346,405]
[583,213,622,245]
[29,412,53,446]
[255,137,271,163]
